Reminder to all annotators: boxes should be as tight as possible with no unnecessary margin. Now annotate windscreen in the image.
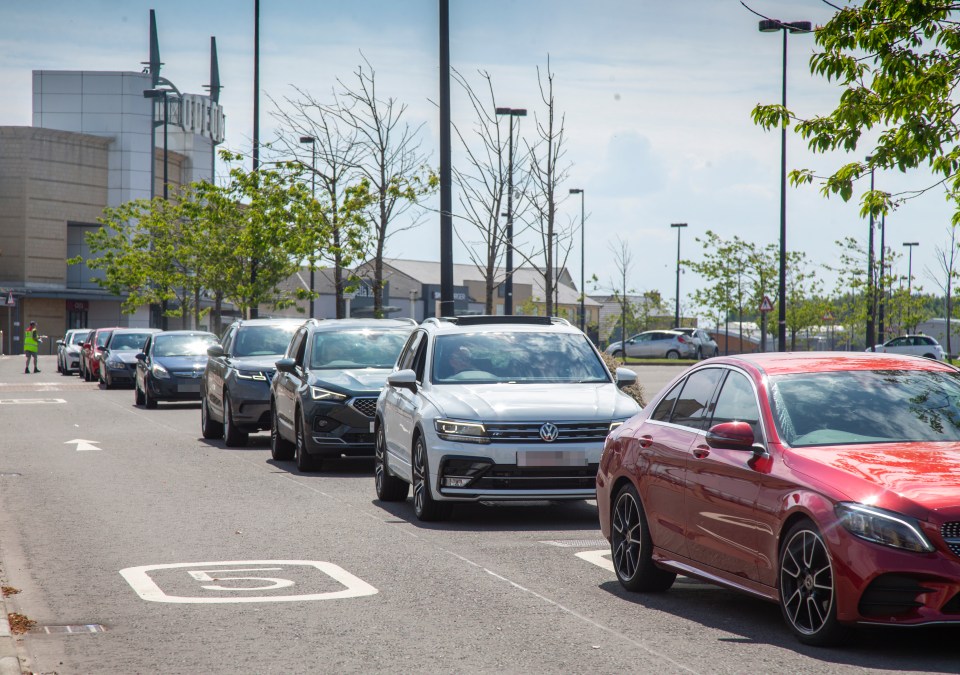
[771,368,960,446]
[69,332,87,345]
[309,330,408,369]
[109,332,154,351]
[95,331,113,348]
[154,334,217,357]
[232,324,299,357]
[432,331,610,384]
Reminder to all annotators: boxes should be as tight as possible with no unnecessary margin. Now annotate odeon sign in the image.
[173,94,225,144]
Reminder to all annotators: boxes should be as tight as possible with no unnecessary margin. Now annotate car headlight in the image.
[609,420,625,432]
[310,386,348,401]
[150,363,170,379]
[236,370,267,381]
[106,356,124,367]
[434,419,489,444]
[835,503,934,553]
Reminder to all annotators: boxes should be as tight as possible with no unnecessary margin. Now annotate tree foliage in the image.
[753,1,960,222]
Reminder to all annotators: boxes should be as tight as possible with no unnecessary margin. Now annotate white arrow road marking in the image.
[65,439,101,452]
[576,549,614,572]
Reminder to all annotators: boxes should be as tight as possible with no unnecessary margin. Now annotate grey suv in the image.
[375,316,642,521]
[270,318,415,471]
[200,318,304,446]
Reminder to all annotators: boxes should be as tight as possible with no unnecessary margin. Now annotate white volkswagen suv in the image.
[374,316,642,521]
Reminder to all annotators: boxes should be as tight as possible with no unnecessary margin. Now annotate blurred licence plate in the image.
[179,383,200,393]
[517,450,586,467]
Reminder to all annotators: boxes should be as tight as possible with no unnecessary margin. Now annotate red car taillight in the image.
[677,336,687,343]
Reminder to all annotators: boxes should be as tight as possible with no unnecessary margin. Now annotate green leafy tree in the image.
[784,251,824,350]
[752,2,960,223]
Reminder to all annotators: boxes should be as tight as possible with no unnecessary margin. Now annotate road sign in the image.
[5,292,14,306]
[823,312,835,322]
[759,296,774,313]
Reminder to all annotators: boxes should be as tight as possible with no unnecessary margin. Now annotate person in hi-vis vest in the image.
[24,320,41,374]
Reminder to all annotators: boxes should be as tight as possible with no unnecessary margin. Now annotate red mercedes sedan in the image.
[597,352,960,646]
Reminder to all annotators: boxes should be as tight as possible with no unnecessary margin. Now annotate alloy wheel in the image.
[611,488,642,582]
[780,526,835,638]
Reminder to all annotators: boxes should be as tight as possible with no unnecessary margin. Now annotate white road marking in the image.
[65,439,101,452]
[119,560,378,603]
[576,549,614,572]
[0,398,66,404]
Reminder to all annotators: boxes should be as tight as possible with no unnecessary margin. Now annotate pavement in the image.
[0,352,48,675]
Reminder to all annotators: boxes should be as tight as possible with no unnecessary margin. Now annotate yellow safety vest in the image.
[24,328,38,352]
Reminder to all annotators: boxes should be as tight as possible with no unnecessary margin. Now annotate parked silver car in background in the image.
[673,326,720,359]
[604,329,696,360]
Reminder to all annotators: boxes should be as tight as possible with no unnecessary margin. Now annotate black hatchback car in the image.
[270,318,415,471]
[98,328,161,388]
[135,330,218,408]
[201,318,305,447]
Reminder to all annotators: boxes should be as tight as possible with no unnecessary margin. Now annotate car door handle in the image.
[693,445,710,459]
[638,435,653,448]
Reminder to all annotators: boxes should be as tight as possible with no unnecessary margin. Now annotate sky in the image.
[1,0,955,317]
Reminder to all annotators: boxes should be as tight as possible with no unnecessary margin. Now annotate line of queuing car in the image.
[55,318,960,645]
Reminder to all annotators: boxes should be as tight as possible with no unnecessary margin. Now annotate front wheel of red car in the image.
[611,483,675,592]
[778,519,848,647]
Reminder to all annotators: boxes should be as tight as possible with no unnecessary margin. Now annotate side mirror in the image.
[275,357,296,374]
[135,353,146,362]
[207,344,225,358]
[56,340,65,347]
[706,421,758,452]
[387,369,418,393]
[96,345,106,351]
[626,338,635,345]
[614,367,638,390]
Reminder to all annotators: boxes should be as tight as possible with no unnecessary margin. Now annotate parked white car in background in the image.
[870,335,946,360]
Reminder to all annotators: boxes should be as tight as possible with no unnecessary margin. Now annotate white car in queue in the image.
[374,316,642,521]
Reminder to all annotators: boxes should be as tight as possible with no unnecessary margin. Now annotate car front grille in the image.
[484,421,611,444]
[453,464,600,491]
[942,521,960,557]
[350,397,378,418]
[172,371,204,379]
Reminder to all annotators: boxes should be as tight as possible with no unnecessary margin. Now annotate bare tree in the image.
[515,56,572,317]
[610,235,634,347]
[269,88,370,317]
[447,68,532,314]
[925,226,959,355]
[332,55,436,316]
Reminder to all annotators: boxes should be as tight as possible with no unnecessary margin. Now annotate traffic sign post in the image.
[759,296,774,352]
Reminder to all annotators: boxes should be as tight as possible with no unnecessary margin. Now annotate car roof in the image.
[306,318,417,332]
[154,330,217,337]
[421,316,581,335]
[111,327,162,334]
[716,351,956,376]
[231,318,306,327]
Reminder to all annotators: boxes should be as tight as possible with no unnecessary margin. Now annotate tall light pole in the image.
[143,87,173,330]
[569,188,585,331]
[300,135,317,319]
[495,107,526,315]
[671,223,688,328]
[865,157,877,349]
[759,18,811,352]
[439,0,454,317]
[878,212,887,342]
[903,242,919,296]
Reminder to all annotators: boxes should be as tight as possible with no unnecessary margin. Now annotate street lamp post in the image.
[569,188,585,331]
[671,223,688,328]
[495,107,526,315]
[143,87,173,330]
[865,158,877,349]
[878,213,887,342]
[903,242,919,296]
[759,18,811,352]
[299,135,317,319]
[143,88,171,200]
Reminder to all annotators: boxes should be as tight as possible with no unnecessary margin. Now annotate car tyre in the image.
[294,411,319,472]
[375,424,408,502]
[696,346,703,360]
[101,369,112,389]
[713,348,720,358]
[144,381,157,409]
[270,402,294,460]
[666,350,680,360]
[201,394,223,439]
[778,519,848,647]
[135,381,145,406]
[611,483,676,592]
[612,349,624,359]
[412,434,450,522]
[223,394,248,447]
[83,362,91,381]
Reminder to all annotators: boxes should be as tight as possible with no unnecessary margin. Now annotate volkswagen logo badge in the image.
[539,422,559,442]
